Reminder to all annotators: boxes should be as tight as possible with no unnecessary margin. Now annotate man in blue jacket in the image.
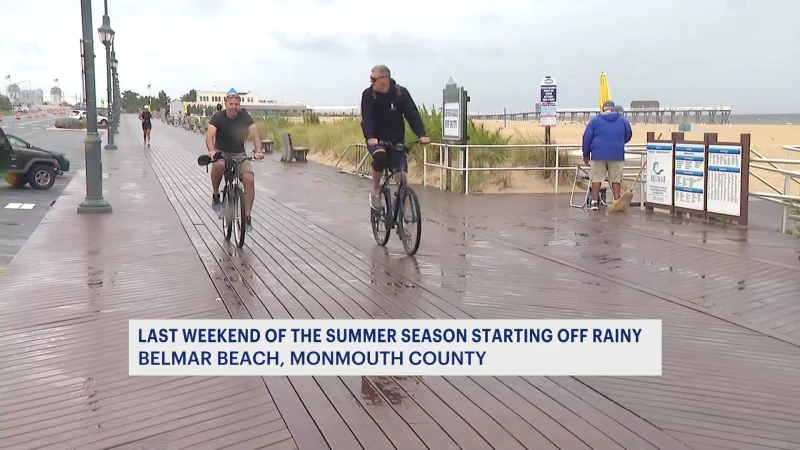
[582,100,632,210]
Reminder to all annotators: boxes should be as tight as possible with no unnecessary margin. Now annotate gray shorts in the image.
[217,152,253,178]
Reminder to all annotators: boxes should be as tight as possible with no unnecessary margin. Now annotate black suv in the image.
[0,127,60,190]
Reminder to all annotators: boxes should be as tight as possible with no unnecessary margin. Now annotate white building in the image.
[194,89,259,107]
[20,89,44,106]
[187,88,309,116]
[50,86,63,104]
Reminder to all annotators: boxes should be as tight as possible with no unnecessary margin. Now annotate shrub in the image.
[254,108,572,193]
[54,118,85,129]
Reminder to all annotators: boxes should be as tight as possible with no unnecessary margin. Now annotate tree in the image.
[180,89,196,102]
[0,94,11,112]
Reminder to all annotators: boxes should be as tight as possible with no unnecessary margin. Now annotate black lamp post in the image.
[97,1,116,150]
[110,49,119,135]
[77,0,112,214]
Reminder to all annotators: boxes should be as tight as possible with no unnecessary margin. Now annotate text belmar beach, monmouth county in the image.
[137,326,643,367]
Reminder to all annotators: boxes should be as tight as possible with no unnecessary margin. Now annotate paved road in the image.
[0,116,109,268]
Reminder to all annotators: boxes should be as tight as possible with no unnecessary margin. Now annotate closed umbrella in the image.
[599,72,612,111]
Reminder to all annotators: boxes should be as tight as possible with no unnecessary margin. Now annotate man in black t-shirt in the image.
[205,91,263,230]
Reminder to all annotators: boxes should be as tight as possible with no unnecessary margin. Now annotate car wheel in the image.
[27,164,57,190]
[5,173,28,188]
[100,119,108,126]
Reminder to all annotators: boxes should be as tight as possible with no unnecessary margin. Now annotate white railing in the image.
[335,142,648,195]
[748,145,800,234]
[421,143,647,195]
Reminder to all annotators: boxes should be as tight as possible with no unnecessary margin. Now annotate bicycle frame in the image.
[376,141,416,230]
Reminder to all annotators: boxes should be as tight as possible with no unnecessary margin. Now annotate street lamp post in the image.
[77,0,112,214]
[110,48,119,135]
[98,1,116,150]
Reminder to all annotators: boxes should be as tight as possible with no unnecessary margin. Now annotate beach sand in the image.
[311,117,800,196]
[474,120,800,197]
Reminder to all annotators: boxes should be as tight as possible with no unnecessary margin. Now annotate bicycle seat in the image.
[198,152,222,166]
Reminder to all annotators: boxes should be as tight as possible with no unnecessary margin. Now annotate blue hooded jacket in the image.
[582,112,632,161]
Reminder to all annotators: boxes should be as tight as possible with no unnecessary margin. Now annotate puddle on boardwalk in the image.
[361,376,406,406]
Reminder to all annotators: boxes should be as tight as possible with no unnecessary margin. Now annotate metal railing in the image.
[748,145,800,234]
[420,143,647,195]
[335,142,648,194]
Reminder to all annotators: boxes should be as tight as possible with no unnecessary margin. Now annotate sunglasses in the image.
[225,94,240,100]
[370,75,387,83]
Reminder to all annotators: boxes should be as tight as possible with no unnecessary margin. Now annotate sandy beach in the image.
[309,117,800,196]
[474,120,800,196]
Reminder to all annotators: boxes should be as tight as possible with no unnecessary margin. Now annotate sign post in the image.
[644,132,676,213]
[442,77,469,193]
[540,76,557,144]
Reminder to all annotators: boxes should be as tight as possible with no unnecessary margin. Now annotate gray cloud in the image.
[14,42,46,56]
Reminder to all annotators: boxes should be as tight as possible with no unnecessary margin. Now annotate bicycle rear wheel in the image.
[222,189,234,241]
[371,188,392,246]
[398,187,422,256]
[232,189,246,248]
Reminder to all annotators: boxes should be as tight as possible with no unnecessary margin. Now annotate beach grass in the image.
[254,107,571,193]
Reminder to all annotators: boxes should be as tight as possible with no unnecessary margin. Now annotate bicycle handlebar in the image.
[376,140,422,153]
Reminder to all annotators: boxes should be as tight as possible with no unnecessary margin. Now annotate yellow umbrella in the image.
[599,72,612,111]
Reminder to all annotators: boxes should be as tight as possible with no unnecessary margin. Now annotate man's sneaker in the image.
[369,193,383,211]
[212,193,222,217]
[589,200,599,211]
[244,216,252,232]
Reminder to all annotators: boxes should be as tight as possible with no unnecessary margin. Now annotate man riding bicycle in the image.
[360,65,430,210]
[205,90,263,231]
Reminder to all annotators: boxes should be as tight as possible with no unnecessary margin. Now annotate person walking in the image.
[582,100,632,210]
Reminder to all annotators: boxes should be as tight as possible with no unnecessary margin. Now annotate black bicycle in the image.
[370,141,422,256]
[198,152,253,248]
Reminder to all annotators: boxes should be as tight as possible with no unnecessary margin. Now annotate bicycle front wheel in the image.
[398,187,422,256]
[371,188,392,246]
[222,189,234,241]
[232,189,246,248]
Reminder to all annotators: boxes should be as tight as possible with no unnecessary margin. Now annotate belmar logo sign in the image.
[650,162,667,183]
[652,162,664,175]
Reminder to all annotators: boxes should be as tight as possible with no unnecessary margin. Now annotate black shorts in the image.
[142,121,152,130]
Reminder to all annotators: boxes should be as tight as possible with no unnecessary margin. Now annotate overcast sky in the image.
[2,0,798,114]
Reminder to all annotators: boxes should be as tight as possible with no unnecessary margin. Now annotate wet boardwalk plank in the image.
[0,126,295,449]
[155,118,800,450]
[3,114,798,449]
[147,119,702,449]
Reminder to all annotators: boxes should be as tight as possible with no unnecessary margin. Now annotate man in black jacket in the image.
[360,65,430,210]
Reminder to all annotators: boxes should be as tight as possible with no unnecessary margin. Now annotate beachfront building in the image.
[187,88,308,117]
[309,105,360,116]
[19,88,44,106]
[50,86,63,105]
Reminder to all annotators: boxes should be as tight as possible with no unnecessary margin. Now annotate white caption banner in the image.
[129,319,662,377]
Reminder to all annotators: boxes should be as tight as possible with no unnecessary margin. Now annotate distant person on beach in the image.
[216,103,223,112]
[582,100,632,210]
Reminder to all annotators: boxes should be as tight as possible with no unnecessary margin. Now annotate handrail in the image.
[420,142,646,195]
[748,144,800,233]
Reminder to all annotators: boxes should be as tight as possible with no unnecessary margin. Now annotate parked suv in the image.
[0,127,60,190]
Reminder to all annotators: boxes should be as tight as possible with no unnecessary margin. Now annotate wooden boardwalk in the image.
[1,115,799,450]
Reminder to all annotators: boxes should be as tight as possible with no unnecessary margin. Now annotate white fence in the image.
[333,141,800,233]
[334,142,647,195]
[748,144,800,234]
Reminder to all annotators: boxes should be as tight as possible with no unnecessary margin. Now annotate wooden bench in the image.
[279,132,308,163]
[261,139,274,154]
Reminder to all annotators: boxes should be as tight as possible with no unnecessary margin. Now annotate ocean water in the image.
[729,114,800,125]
